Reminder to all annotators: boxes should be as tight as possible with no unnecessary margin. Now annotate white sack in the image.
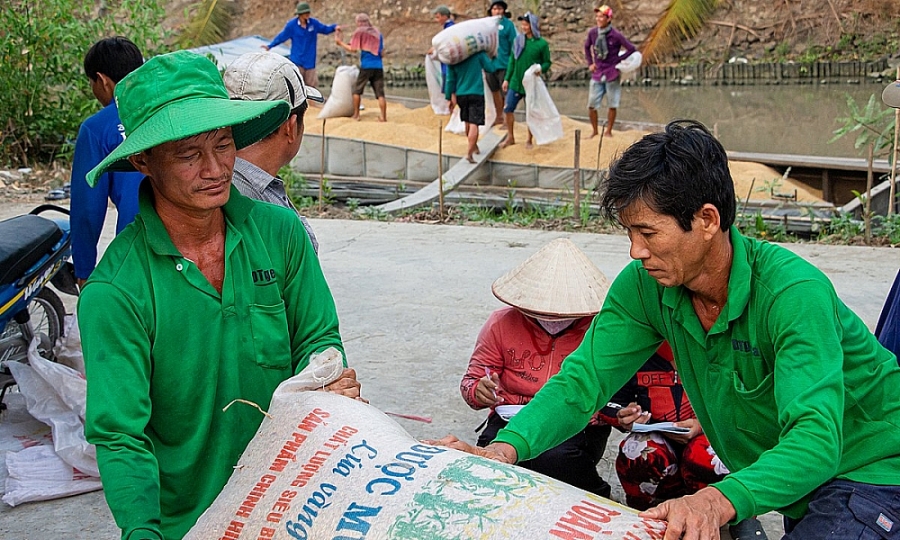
[6,339,98,477]
[523,64,564,145]
[186,357,667,539]
[318,66,360,119]
[432,16,499,65]
[54,313,85,376]
[2,445,101,506]
[616,51,643,75]
[425,54,451,115]
[446,73,497,136]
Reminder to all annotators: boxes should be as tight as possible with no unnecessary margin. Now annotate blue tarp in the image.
[189,36,291,69]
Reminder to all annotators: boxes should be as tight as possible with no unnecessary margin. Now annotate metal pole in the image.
[438,120,444,220]
[573,129,581,218]
[319,119,326,213]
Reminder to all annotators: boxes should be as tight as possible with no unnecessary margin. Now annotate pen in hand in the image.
[485,367,499,402]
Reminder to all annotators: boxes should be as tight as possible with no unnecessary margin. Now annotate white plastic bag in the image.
[432,16,499,65]
[616,51,642,75]
[185,352,667,539]
[523,64,564,145]
[54,314,85,376]
[6,339,97,476]
[445,73,497,136]
[3,445,101,506]
[318,66,360,119]
[425,54,451,115]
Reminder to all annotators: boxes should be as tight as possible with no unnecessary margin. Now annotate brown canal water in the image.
[384,82,891,159]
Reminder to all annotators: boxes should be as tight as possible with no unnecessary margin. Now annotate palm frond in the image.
[642,0,720,63]
[177,0,234,48]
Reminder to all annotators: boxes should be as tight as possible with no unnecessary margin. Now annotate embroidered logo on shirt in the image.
[877,513,893,532]
[252,268,277,285]
[731,339,760,356]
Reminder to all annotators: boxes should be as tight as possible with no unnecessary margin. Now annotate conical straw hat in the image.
[491,238,611,318]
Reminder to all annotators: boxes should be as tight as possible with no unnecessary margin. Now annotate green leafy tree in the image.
[0,0,169,167]
[642,0,721,62]
[831,93,896,163]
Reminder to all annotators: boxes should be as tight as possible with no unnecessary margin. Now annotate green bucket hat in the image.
[295,2,311,14]
[85,50,290,187]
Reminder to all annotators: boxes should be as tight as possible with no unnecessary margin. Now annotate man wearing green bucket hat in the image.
[77,50,362,540]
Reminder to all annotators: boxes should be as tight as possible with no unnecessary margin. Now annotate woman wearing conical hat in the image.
[459,238,615,496]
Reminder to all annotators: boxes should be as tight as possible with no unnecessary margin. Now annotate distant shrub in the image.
[0,0,170,167]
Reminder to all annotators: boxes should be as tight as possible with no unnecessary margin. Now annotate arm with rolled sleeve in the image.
[80,284,163,540]
[70,123,111,280]
[312,19,338,36]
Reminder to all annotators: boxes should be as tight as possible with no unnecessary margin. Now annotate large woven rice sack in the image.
[318,65,359,119]
[432,16,499,66]
[185,351,666,539]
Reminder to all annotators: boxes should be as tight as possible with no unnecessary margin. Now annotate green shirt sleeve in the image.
[80,283,164,540]
[539,40,552,75]
[280,205,345,374]
[493,263,663,460]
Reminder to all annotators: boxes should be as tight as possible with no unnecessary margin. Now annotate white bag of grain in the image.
[616,51,642,76]
[185,355,667,539]
[425,54,451,115]
[318,65,360,119]
[432,16,499,66]
[523,64,564,145]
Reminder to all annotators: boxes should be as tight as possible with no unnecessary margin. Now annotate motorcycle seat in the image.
[0,215,63,286]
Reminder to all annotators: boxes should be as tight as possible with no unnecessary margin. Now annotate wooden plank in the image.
[727,150,892,174]
[372,129,506,213]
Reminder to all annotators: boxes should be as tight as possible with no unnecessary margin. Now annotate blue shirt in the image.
[359,35,384,70]
[70,101,142,280]
[440,19,455,84]
[359,36,384,69]
[269,17,338,69]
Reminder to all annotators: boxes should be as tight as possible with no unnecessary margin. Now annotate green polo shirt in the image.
[445,51,496,99]
[504,37,551,95]
[79,183,344,540]
[495,226,900,522]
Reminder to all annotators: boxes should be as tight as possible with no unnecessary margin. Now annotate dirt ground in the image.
[1,196,899,539]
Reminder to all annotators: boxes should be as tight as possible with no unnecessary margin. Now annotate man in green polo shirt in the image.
[437,120,900,539]
[78,50,362,540]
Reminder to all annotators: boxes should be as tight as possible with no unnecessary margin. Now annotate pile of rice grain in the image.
[306,98,822,203]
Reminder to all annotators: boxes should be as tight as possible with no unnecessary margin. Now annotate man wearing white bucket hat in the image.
[78,50,361,540]
[460,238,615,497]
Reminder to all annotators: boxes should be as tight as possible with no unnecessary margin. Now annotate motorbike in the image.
[0,204,79,409]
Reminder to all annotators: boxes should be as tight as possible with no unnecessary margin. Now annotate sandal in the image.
[728,517,769,540]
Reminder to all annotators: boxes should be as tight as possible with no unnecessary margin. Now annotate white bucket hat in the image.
[491,238,611,318]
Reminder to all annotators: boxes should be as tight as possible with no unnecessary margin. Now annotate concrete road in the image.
[2,199,899,539]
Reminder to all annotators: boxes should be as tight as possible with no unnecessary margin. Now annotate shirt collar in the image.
[234,157,279,193]
[660,225,747,337]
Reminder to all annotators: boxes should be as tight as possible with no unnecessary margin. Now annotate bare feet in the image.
[603,130,613,137]
[378,117,387,122]
[589,131,599,139]
[474,144,481,155]
[351,115,360,121]
[500,139,515,149]
[497,124,508,131]
[466,155,476,163]
[525,141,534,150]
